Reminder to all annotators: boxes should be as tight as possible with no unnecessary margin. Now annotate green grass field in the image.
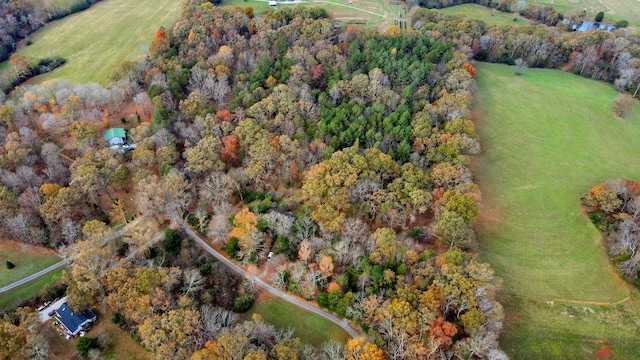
[473,62,640,359]
[439,4,530,26]
[220,0,395,28]
[243,295,350,347]
[0,241,61,288]
[0,267,65,310]
[10,0,180,85]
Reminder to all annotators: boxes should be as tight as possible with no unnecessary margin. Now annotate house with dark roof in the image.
[103,128,127,147]
[55,302,97,337]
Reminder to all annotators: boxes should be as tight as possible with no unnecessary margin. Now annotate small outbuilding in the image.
[103,128,126,147]
[55,302,97,337]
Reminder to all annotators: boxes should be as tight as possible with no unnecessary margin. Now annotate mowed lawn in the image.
[242,294,350,348]
[0,267,65,310]
[439,4,530,26]
[0,240,61,288]
[13,0,180,85]
[221,0,388,27]
[473,62,640,358]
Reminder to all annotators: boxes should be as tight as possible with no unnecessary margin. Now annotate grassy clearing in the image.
[473,62,640,358]
[439,4,530,26]
[220,0,393,28]
[242,294,350,348]
[0,240,61,288]
[10,0,180,85]
[0,267,64,310]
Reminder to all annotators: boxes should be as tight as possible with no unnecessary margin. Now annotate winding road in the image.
[164,193,360,339]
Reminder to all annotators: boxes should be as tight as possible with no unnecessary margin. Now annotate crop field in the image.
[11,0,180,85]
[0,240,61,288]
[473,62,640,359]
[242,294,350,347]
[439,4,530,26]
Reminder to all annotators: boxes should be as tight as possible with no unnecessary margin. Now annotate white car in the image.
[267,252,274,260]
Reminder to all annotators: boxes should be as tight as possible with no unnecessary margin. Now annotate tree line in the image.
[411,8,640,96]
[582,180,640,287]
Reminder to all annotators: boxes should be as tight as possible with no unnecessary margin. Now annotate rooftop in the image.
[56,302,97,336]
[103,128,126,142]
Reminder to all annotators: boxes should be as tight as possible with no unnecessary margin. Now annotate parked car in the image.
[267,252,274,260]
[37,305,45,311]
[48,310,56,317]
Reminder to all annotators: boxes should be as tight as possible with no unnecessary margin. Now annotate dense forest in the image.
[0,2,514,359]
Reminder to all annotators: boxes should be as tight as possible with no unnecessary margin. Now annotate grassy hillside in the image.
[14,0,180,85]
[473,62,640,359]
[439,4,530,26]
[242,295,350,347]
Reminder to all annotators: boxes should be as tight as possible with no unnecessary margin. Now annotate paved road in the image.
[0,214,149,294]
[0,260,69,294]
[165,193,360,338]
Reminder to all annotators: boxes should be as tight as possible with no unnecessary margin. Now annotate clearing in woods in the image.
[473,62,640,359]
[241,293,351,348]
[221,0,408,29]
[439,4,531,26]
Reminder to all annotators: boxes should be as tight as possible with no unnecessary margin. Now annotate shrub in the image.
[233,294,255,312]
[163,228,182,256]
[6,261,15,269]
[595,11,604,23]
[76,336,99,357]
[615,20,629,28]
[226,237,240,259]
[612,94,634,118]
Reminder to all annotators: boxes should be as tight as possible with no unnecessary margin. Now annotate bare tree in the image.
[321,340,344,360]
[182,268,206,295]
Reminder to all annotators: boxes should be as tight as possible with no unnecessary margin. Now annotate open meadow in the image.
[439,4,530,26]
[473,62,640,359]
[242,294,350,347]
[11,0,180,85]
[221,0,406,29]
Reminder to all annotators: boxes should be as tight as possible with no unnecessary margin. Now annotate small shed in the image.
[56,302,97,337]
[103,128,126,147]
[269,1,278,7]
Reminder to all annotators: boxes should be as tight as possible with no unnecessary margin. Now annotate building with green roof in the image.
[103,128,126,146]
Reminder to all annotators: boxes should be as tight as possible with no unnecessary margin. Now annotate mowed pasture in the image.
[13,0,181,85]
[532,0,640,29]
[473,62,640,358]
[439,4,530,26]
[221,0,404,29]
[242,294,351,347]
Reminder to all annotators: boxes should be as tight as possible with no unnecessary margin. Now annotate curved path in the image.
[164,193,360,339]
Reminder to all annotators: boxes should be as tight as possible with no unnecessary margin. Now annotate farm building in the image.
[55,302,97,337]
[103,128,126,147]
